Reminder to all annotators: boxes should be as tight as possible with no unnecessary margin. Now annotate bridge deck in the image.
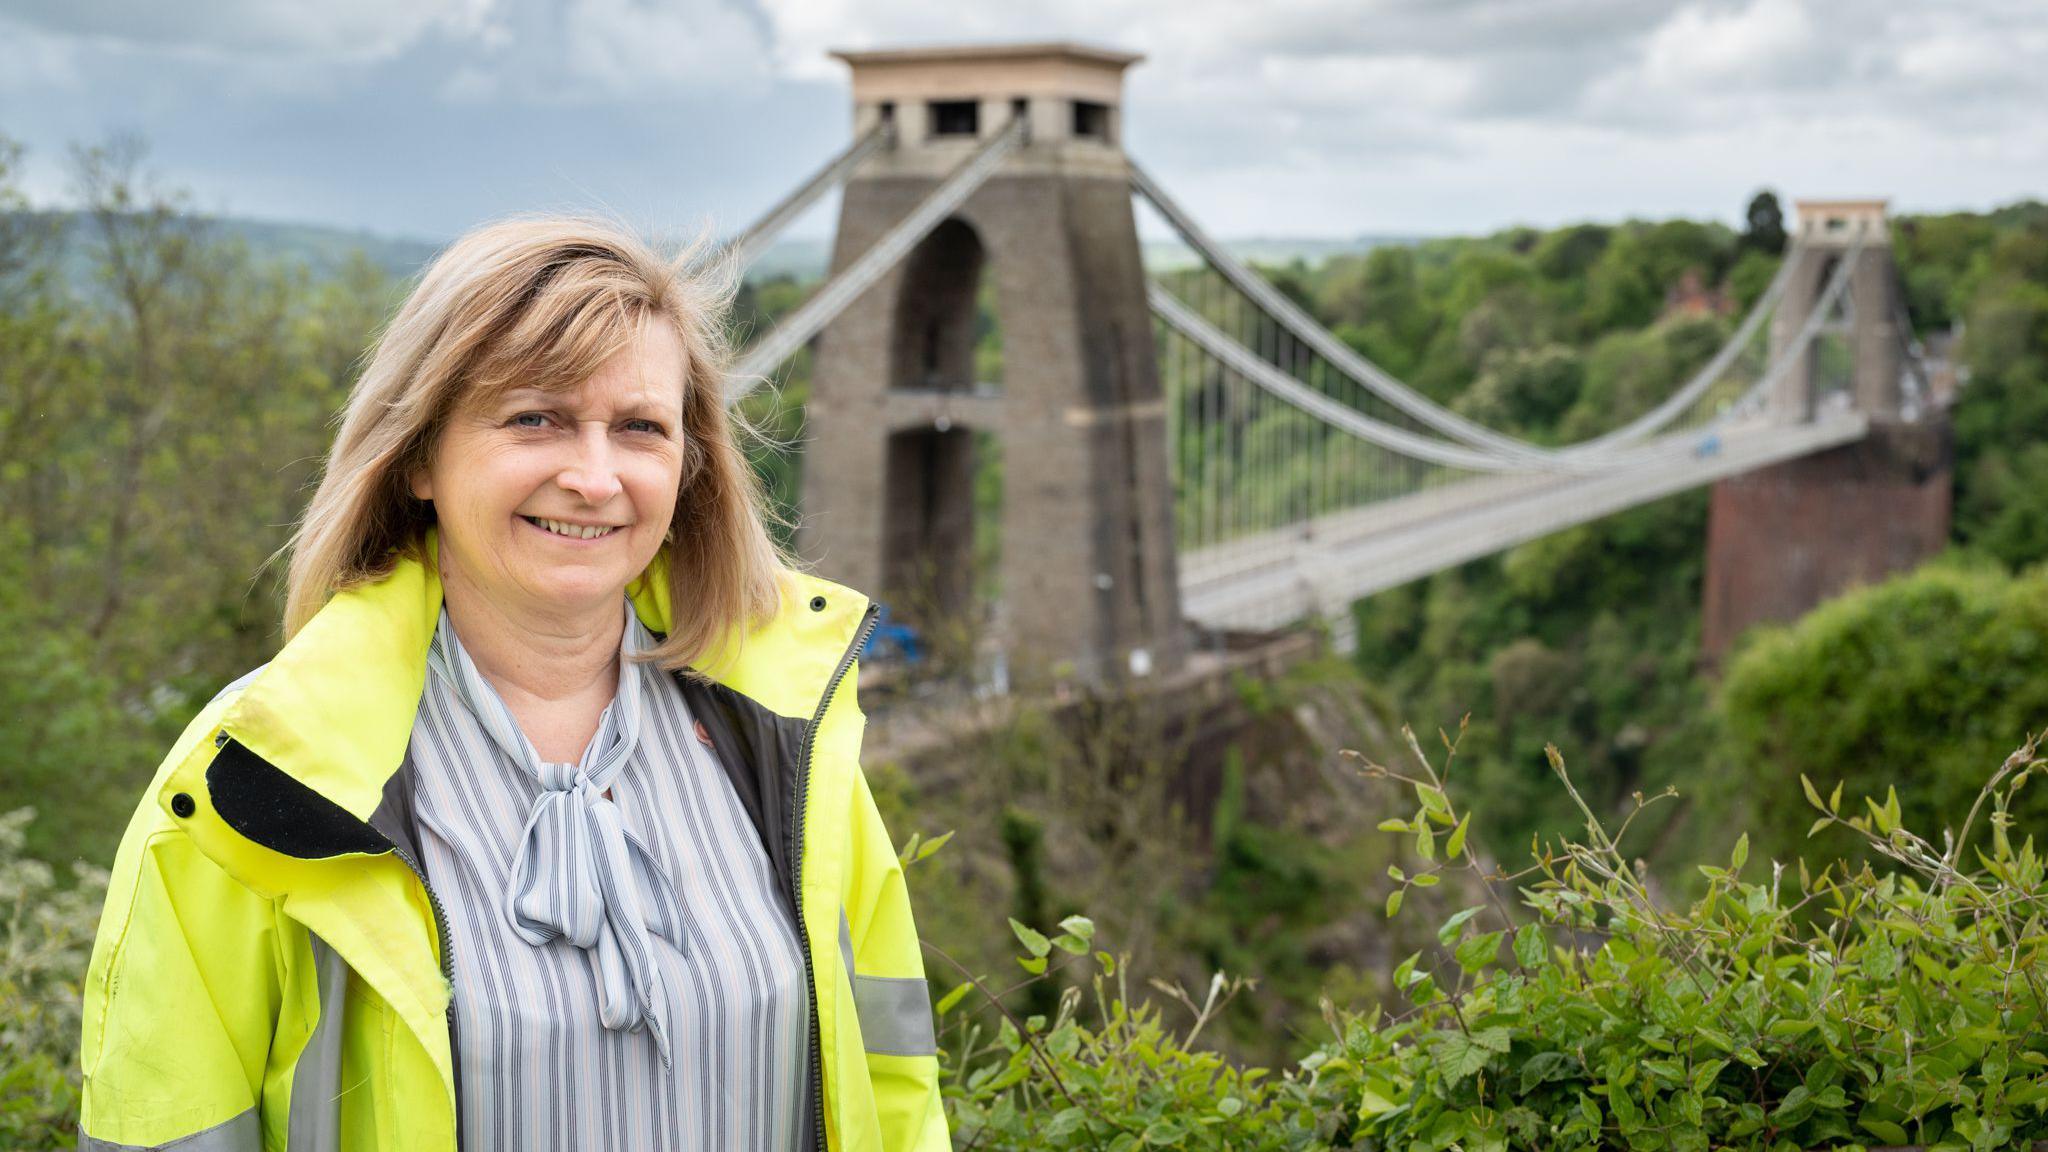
[1179,413,1870,633]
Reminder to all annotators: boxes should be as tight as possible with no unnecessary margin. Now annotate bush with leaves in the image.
[0,808,108,1150]
[936,725,2048,1151]
[1720,562,2048,868]
[1342,721,2048,1151]
[928,913,1349,1150]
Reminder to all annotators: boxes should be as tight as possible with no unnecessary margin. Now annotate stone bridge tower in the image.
[1766,201,1908,422]
[1702,200,1952,661]
[797,42,1185,684]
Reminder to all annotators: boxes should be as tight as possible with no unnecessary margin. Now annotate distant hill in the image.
[712,234,1425,282]
[9,210,445,290]
[200,215,446,281]
[744,235,1427,282]
[1142,235,1424,273]
[13,209,1423,292]
[742,236,833,282]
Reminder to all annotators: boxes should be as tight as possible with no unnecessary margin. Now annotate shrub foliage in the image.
[933,728,2048,1151]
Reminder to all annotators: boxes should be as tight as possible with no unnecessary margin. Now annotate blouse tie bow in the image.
[428,604,685,1067]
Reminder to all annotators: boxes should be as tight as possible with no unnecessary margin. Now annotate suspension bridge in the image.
[713,42,1947,684]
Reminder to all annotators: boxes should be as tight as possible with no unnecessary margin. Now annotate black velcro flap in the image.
[207,738,390,860]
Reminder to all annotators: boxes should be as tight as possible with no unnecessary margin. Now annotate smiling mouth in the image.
[521,516,624,540]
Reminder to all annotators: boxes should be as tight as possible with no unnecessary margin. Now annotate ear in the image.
[408,466,433,502]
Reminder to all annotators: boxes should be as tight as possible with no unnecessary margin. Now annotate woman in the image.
[76,217,948,1152]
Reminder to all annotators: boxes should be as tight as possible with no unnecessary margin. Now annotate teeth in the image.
[532,517,618,540]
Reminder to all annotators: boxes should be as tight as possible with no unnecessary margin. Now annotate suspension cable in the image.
[1148,224,1868,477]
[729,115,1028,399]
[717,119,896,274]
[1132,158,1809,462]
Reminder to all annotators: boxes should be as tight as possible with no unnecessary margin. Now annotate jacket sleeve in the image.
[842,762,951,1152]
[78,701,283,1151]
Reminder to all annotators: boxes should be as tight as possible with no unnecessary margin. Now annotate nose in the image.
[555,421,623,505]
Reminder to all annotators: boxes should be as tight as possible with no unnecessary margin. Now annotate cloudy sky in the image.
[0,0,2040,243]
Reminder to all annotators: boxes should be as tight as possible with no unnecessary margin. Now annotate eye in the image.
[624,418,667,436]
[510,411,551,429]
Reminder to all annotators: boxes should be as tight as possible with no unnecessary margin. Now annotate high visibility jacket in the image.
[77,548,949,1152]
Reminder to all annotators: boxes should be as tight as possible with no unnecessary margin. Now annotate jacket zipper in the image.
[210,732,460,1122]
[211,598,876,1147]
[389,841,463,1142]
[388,844,456,1006]
[794,601,882,1152]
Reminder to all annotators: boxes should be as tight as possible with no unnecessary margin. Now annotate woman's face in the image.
[413,319,687,622]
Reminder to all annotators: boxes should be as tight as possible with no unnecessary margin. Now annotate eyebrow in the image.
[494,388,682,421]
[495,386,559,406]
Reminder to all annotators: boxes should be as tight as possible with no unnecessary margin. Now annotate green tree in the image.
[1952,215,2048,565]
[1720,562,2048,863]
[1740,188,1787,255]
[1581,228,1662,332]
[0,135,396,863]
[1530,223,1612,282]
[1326,245,1430,380]
[1452,344,1583,438]
[1724,247,1780,311]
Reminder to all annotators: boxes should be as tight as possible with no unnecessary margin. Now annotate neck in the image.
[437,546,623,711]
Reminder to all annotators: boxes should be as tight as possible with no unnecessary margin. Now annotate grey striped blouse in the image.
[408,602,811,1151]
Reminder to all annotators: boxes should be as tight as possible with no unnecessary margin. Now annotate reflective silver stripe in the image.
[838,907,938,1058]
[288,933,348,1151]
[852,975,938,1057]
[79,1106,260,1151]
[205,664,268,708]
[839,909,856,990]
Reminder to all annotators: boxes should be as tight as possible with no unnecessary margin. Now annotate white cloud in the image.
[755,0,1202,81]
[430,0,776,102]
[1576,0,1835,128]
[0,0,488,58]
[1891,18,2039,100]
[2,0,776,102]
[1570,0,2048,144]
[2,0,2044,238]
[1267,52,1478,115]
[1638,0,1816,88]
[562,0,775,95]
[0,17,83,93]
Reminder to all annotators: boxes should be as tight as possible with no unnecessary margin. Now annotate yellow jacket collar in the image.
[208,538,871,826]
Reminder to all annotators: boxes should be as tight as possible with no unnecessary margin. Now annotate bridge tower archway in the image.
[889,217,997,395]
[798,43,1185,686]
[873,218,1001,646]
[879,422,981,626]
[1766,201,1906,421]
[1705,199,1950,661]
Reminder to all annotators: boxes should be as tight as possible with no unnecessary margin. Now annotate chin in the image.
[525,568,637,612]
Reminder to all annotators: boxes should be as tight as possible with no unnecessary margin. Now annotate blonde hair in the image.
[283,213,789,670]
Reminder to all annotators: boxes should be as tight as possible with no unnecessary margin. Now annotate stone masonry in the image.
[1702,201,1952,662]
[798,43,1187,685]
